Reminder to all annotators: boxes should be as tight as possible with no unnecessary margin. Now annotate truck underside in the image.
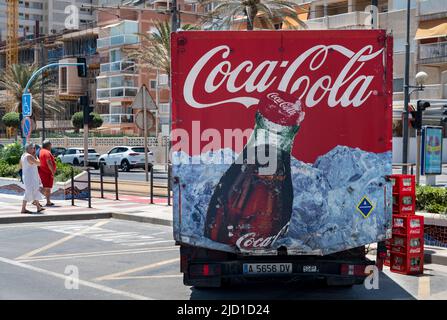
[179,244,376,288]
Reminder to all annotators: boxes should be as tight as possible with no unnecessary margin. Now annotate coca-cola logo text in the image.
[184,44,383,109]
[236,232,282,249]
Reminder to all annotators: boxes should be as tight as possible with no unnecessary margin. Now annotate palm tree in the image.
[0,64,63,116]
[200,0,308,31]
[127,21,199,77]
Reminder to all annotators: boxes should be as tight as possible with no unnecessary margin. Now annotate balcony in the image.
[306,11,371,30]
[97,34,139,49]
[100,114,135,124]
[419,0,447,17]
[97,87,138,100]
[419,41,447,65]
[100,61,135,73]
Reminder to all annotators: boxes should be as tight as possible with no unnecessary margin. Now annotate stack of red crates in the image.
[385,174,424,275]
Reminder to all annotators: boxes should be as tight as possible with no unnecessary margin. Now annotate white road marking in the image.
[18,247,178,262]
[16,220,110,260]
[40,223,173,247]
[95,258,180,281]
[0,220,106,230]
[0,256,152,300]
[101,275,183,280]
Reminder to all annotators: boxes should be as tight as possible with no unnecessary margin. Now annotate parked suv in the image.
[58,148,100,168]
[98,146,155,172]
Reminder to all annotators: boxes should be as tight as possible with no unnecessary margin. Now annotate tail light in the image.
[189,264,221,277]
[340,264,367,276]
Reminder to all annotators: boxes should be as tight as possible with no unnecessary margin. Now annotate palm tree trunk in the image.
[248,8,258,30]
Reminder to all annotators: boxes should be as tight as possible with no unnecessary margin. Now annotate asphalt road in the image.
[0,219,446,300]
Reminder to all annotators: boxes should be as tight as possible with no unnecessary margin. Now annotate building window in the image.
[158,74,169,86]
[393,78,404,93]
[150,80,157,90]
[159,103,170,114]
[391,0,416,11]
[60,67,67,93]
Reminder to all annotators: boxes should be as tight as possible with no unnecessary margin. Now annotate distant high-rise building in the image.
[0,0,98,41]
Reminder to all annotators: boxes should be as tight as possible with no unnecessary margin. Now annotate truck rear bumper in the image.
[183,259,374,288]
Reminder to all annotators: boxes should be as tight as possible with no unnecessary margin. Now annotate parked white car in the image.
[58,148,100,169]
[98,146,155,172]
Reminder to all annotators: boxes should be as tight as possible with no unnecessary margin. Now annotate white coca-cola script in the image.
[183,45,383,109]
[236,232,282,249]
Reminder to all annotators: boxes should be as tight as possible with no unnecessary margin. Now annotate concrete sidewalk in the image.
[0,193,173,226]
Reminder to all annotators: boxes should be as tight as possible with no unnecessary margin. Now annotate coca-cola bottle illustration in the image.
[204,92,305,249]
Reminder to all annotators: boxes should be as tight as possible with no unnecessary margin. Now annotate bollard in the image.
[168,164,171,206]
[150,164,154,204]
[87,168,92,209]
[100,162,104,199]
[71,166,75,206]
[114,162,119,201]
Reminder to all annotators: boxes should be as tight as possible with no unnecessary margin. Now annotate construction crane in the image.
[6,0,19,66]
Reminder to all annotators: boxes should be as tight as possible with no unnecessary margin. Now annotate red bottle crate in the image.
[389,174,415,195]
[385,238,392,247]
[390,234,424,255]
[392,214,424,236]
[384,248,391,267]
[390,252,424,275]
[392,193,416,215]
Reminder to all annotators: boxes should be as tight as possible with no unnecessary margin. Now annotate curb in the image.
[0,212,112,224]
[0,211,173,227]
[424,250,447,266]
[111,212,172,226]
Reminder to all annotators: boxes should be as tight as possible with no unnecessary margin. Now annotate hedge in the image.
[416,186,447,214]
[0,143,81,182]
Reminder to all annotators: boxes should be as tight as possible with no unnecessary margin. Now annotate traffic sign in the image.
[22,116,32,140]
[22,93,32,117]
[135,110,155,130]
[131,86,157,110]
[356,196,375,218]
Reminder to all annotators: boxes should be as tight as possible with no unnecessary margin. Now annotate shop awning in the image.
[415,19,447,40]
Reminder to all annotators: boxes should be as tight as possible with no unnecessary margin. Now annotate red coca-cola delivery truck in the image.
[171,30,393,287]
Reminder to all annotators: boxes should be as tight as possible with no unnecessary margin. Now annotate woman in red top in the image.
[38,140,57,206]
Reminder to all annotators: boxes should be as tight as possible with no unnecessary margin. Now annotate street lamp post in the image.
[41,43,46,143]
[402,0,412,174]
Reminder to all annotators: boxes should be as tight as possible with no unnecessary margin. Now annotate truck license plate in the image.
[243,263,292,274]
[303,265,319,273]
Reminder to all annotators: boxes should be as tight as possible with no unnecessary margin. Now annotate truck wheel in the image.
[73,158,79,166]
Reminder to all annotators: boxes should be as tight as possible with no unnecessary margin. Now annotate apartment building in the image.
[302,0,447,135]
[0,0,98,41]
[413,0,447,126]
[93,2,202,136]
[58,27,100,121]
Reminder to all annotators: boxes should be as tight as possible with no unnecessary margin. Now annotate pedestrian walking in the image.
[20,143,45,214]
[38,140,56,206]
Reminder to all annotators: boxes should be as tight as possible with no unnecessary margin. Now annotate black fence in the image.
[70,166,92,208]
[70,164,172,208]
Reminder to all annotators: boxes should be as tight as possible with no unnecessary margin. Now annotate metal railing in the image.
[419,41,447,64]
[71,167,92,208]
[100,61,135,73]
[149,164,172,206]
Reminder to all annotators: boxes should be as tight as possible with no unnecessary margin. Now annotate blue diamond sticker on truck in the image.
[356,196,375,218]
